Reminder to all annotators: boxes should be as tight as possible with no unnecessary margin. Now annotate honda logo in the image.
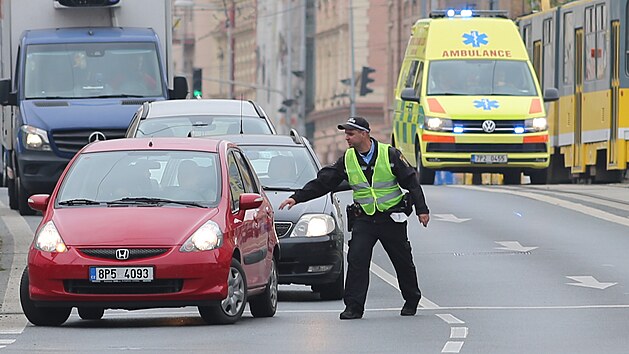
[482,120,496,133]
[115,249,130,260]
[88,131,106,143]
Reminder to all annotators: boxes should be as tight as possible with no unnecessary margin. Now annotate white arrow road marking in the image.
[433,214,470,223]
[566,276,617,290]
[494,241,538,252]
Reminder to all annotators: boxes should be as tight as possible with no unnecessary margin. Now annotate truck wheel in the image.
[20,268,71,326]
[415,144,434,185]
[16,175,36,216]
[249,257,278,318]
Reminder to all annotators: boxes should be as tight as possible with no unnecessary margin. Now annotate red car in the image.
[20,137,279,326]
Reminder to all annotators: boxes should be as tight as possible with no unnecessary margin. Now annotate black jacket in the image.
[290,139,429,215]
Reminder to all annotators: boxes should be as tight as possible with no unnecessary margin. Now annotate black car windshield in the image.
[426,60,538,96]
[57,150,221,207]
[24,42,164,99]
[240,145,318,190]
[136,115,273,137]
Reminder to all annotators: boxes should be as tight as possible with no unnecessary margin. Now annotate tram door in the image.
[609,20,620,167]
[573,28,584,173]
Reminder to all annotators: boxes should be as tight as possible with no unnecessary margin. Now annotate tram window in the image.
[585,7,596,81]
[596,4,606,79]
[543,19,554,90]
[563,12,574,86]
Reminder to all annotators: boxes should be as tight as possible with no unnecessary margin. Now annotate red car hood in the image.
[51,207,220,247]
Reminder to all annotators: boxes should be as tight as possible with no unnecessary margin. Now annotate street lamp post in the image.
[348,0,356,117]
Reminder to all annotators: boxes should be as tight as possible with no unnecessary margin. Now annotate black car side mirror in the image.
[170,76,188,99]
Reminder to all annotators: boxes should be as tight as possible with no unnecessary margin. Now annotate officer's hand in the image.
[418,214,430,227]
[279,198,296,210]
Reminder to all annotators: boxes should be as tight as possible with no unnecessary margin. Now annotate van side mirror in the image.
[170,76,189,99]
[543,87,559,102]
[400,87,420,102]
[0,79,16,106]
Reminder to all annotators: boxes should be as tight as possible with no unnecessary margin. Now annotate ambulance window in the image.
[563,12,574,85]
[414,62,424,96]
[405,61,420,89]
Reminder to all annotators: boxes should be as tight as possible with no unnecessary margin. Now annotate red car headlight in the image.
[180,220,223,252]
[34,221,67,253]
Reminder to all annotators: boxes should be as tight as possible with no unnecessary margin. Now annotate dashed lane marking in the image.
[436,314,465,324]
[451,185,629,228]
[450,327,468,339]
[442,341,464,353]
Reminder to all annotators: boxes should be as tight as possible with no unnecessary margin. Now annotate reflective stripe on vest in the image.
[344,143,404,215]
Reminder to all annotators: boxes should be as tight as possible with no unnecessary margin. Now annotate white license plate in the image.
[89,267,154,282]
[471,154,508,164]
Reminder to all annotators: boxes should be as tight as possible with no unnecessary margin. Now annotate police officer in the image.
[279,117,430,320]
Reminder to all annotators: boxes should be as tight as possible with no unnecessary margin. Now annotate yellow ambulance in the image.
[392,9,558,185]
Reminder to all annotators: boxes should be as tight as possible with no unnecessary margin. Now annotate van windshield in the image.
[426,60,538,96]
[24,42,164,99]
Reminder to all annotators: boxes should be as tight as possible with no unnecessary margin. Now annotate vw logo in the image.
[482,120,496,133]
[115,249,130,260]
[88,131,106,143]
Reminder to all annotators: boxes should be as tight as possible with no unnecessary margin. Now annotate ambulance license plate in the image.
[89,267,154,282]
[471,154,508,164]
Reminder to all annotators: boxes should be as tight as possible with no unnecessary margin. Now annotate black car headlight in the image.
[290,214,336,237]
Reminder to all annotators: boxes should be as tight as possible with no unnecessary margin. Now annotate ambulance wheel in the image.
[503,171,521,185]
[415,144,434,185]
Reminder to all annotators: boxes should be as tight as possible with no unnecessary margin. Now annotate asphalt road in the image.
[1,184,629,353]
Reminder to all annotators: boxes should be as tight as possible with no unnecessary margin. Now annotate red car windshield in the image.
[57,150,221,206]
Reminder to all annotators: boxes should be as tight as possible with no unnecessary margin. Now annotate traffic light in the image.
[359,66,375,96]
[56,0,120,7]
[192,68,202,98]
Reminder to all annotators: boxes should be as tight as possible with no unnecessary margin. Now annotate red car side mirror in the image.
[28,194,50,212]
[239,193,263,210]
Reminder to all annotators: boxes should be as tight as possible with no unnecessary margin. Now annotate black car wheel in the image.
[20,268,71,326]
[78,307,105,320]
[16,175,35,216]
[198,258,247,325]
[317,263,345,301]
[249,257,278,318]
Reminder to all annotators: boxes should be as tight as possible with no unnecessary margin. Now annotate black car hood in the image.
[264,190,332,222]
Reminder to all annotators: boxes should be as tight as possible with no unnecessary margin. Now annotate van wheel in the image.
[198,258,247,324]
[16,175,36,216]
[249,257,278,318]
[20,268,71,326]
[415,144,434,185]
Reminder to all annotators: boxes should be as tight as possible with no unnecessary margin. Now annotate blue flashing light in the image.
[460,9,473,17]
[446,9,456,17]
[453,126,464,134]
[514,126,525,134]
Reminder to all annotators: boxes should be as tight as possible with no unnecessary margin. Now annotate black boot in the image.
[400,301,418,316]
[339,307,363,320]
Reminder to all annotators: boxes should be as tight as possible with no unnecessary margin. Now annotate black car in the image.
[125,99,277,138]
[220,131,347,300]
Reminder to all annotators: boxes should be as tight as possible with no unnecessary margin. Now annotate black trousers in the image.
[344,215,421,313]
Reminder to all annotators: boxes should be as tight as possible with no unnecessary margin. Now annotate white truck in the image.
[0,0,188,215]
